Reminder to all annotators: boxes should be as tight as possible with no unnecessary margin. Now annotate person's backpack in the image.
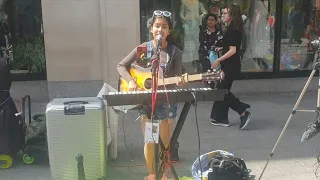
[207,153,249,180]
[192,150,250,180]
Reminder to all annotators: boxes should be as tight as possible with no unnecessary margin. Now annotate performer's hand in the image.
[211,60,221,69]
[176,77,184,86]
[128,80,138,91]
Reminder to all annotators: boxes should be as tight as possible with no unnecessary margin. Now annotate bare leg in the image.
[141,116,172,177]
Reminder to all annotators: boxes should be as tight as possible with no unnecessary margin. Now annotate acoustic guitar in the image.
[119,65,224,92]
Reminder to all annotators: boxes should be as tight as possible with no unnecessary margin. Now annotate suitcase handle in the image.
[63,101,89,105]
[64,104,86,115]
[22,95,31,125]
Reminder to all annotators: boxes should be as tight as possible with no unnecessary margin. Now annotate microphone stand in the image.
[151,39,161,180]
[152,38,179,180]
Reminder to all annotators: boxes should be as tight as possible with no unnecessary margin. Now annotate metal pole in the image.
[258,62,320,180]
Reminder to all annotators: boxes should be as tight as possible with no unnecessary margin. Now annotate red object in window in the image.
[268,16,275,27]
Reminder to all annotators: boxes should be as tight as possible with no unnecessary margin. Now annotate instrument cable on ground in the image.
[191,91,203,179]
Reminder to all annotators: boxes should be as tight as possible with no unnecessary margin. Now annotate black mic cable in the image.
[191,91,203,179]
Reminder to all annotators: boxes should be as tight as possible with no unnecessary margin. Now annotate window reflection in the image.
[180,0,206,73]
[140,0,277,73]
[280,0,319,71]
[240,0,275,72]
[0,0,46,74]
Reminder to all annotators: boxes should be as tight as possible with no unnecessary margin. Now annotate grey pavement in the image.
[2,93,320,180]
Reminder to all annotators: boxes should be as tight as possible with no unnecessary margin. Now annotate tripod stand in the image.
[258,55,320,179]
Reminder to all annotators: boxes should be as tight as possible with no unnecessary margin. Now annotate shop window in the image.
[140,0,277,74]
[2,0,46,74]
[280,0,319,71]
[236,0,276,73]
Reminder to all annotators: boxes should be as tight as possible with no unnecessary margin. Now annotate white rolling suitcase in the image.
[46,97,106,180]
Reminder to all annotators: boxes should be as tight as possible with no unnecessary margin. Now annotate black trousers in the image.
[200,58,211,73]
[210,74,250,122]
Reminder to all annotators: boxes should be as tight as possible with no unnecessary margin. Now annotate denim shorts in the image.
[139,104,178,121]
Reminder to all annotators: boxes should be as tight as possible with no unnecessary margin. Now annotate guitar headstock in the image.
[202,69,225,81]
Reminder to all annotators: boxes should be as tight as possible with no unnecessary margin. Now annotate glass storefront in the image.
[140,0,320,78]
[234,0,276,72]
[1,0,46,79]
[280,0,319,71]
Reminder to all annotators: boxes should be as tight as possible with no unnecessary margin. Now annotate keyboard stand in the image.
[169,102,192,162]
[156,102,192,180]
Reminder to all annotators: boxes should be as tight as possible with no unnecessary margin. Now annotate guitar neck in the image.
[158,74,202,86]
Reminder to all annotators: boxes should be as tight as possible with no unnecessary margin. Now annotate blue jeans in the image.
[139,104,178,121]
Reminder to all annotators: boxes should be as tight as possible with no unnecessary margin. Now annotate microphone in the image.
[156,34,162,49]
[151,35,162,76]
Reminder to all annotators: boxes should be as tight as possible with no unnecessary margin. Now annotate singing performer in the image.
[117,10,183,180]
[210,5,252,129]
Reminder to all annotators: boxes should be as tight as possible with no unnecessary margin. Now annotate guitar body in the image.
[119,65,224,92]
[120,66,153,92]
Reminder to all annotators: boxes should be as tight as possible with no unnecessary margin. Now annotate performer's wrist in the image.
[129,79,136,84]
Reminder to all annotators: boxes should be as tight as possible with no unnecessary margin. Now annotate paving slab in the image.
[2,93,320,180]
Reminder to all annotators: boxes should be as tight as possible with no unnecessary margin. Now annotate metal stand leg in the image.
[258,62,320,180]
[155,102,193,180]
[170,102,192,161]
[157,137,179,180]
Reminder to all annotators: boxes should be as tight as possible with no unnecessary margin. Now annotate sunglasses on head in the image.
[153,10,172,18]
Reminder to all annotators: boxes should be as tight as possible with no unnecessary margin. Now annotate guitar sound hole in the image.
[144,78,152,90]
